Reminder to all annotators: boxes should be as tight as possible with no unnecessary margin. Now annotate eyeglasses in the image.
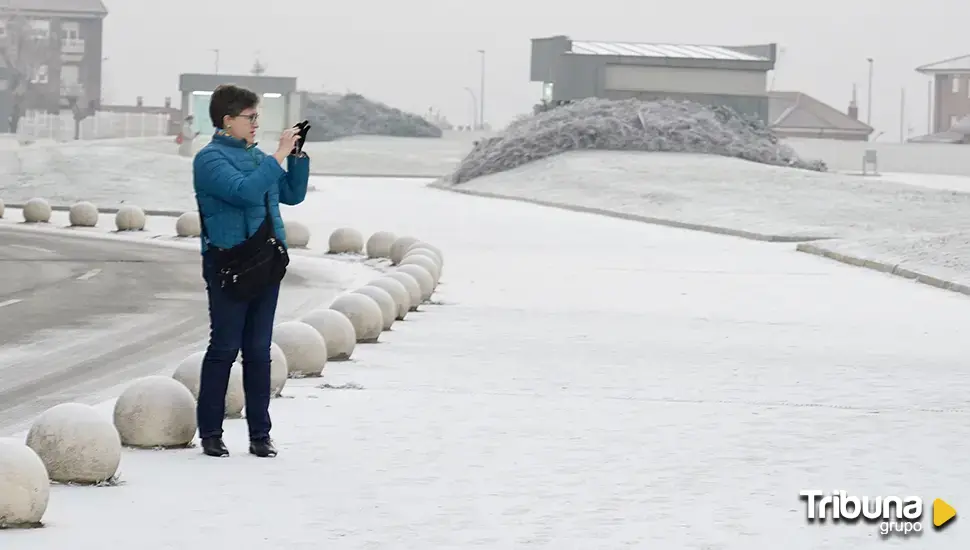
[236,113,259,123]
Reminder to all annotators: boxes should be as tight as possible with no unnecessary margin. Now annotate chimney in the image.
[847,84,859,120]
[164,97,171,108]
[136,96,144,107]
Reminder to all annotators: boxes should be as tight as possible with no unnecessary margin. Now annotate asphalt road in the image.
[0,227,209,433]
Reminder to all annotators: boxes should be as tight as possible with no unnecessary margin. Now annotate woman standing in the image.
[192,84,310,458]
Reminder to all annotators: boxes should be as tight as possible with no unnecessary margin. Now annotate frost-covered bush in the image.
[304,92,443,141]
[448,98,826,184]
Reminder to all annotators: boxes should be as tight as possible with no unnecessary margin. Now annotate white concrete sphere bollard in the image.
[25,403,121,484]
[390,236,420,265]
[0,441,50,528]
[115,205,146,231]
[328,227,364,254]
[368,277,411,320]
[397,264,435,302]
[68,201,99,227]
[400,254,441,284]
[269,342,289,396]
[284,220,310,248]
[366,231,397,259]
[22,198,51,223]
[300,309,356,361]
[353,286,397,331]
[272,321,328,377]
[407,241,444,262]
[405,247,444,280]
[172,351,245,418]
[0,198,4,218]
[113,376,197,448]
[405,246,443,267]
[386,271,423,311]
[231,343,289,397]
[175,211,201,237]
[329,293,383,343]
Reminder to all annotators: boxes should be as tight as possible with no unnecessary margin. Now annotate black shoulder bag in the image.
[198,194,289,301]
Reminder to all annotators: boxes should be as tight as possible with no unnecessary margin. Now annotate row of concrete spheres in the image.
[0,197,149,231]
[0,231,443,529]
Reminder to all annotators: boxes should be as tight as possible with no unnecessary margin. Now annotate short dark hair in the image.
[208,84,259,129]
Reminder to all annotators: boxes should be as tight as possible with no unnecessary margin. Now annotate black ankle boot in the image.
[249,438,277,458]
[201,437,229,457]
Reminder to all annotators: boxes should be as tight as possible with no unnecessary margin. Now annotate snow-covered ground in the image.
[798,232,970,290]
[445,150,970,241]
[0,140,194,211]
[442,150,970,291]
[0,133,484,210]
[3,177,968,548]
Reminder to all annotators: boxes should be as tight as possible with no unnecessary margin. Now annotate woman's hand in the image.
[273,128,301,163]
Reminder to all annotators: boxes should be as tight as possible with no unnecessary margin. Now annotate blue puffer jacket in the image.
[193,132,310,253]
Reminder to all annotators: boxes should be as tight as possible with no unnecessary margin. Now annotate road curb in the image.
[795,242,970,297]
[429,182,829,243]
[6,203,183,218]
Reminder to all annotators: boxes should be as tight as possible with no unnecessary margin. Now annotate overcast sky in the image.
[103,0,966,139]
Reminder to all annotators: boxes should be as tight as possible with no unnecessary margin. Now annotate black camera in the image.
[292,120,311,155]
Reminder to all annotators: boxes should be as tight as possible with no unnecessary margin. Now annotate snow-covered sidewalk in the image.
[4,177,968,549]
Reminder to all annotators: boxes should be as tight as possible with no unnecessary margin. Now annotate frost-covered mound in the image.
[304,93,443,142]
[448,98,825,184]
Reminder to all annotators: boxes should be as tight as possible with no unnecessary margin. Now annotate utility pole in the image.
[927,80,933,134]
[866,57,874,127]
[899,87,905,142]
[477,49,485,130]
[210,49,220,73]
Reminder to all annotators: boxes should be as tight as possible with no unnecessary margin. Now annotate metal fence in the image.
[16,110,173,141]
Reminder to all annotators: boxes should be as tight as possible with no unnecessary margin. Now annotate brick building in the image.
[1,0,108,113]
[916,54,970,134]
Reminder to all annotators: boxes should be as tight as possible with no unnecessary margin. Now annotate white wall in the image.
[603,65,767,96]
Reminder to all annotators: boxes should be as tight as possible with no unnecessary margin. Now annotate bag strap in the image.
[264,193,277,239]
[195,196,210,246]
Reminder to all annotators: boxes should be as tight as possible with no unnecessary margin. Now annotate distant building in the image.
[179,73,302,144]
[767,90,873,141]
[916,54,970,135]
[0,0,107,112]
[530,35,778,122]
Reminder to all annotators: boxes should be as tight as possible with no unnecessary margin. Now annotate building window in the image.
[542,82,554,101]
[61,64,80,86]
[951,115,960,128]
[60,21,80,41]
[31,65,49,84]
[953,76,961,94]
[0,20,6,38]
[28,19,50,40]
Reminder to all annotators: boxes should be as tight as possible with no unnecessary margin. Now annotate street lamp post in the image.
[866,57,874,127]
[211,49,220,73]
[477,49,485,130]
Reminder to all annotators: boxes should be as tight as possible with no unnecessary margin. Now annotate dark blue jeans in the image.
[197,252,280,441]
